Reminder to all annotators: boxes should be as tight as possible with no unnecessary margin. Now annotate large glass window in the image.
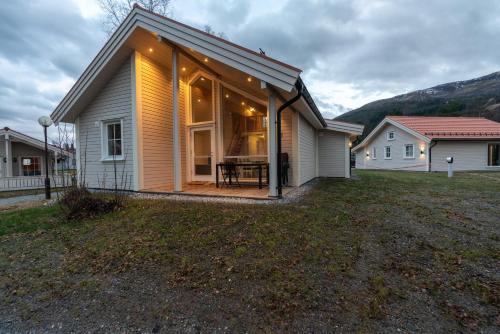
[488,144,500,166]
[190,76,213,123]
[221,87,267,161]
[21,157,41,176]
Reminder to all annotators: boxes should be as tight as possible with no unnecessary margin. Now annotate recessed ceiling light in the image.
[200,77,205,81]
[197,99,201,102]
[225,94,230,98]
[247,76,252,82]
[148,48,153,53]
[181,67,186,72]
[241,101,245,106]
[204,57,209,62]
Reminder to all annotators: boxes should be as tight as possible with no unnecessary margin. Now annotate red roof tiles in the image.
[387,116,500,139]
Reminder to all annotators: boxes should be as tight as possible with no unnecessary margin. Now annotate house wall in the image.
[0,139,5,177]
[318,131,348,177]
[281,109,294,185]
[138,54,187,191]
[355,124,428,171]
[431,141,498,171]
[11,142,53,177]
[298,114,317,185]
[76,58,134,189]
[0,139,54,177]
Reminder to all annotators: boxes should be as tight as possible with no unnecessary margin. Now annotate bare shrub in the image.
[58,186,121,220]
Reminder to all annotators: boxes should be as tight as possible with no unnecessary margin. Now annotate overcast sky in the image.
[1,0,500,140]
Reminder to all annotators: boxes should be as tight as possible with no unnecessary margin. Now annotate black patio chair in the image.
[221,162,241,187]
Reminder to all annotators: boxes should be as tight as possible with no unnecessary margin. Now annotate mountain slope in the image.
[336,71,500,137]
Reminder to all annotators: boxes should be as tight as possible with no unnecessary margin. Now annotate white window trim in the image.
[372,147,377,160]
[384,146,392,160]
[404,144,415,159]
[19,156,43,176]
[101,119,125,161]
[387,131,395,141]
[187,72,216,126]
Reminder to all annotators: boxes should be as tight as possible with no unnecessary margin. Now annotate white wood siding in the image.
[431,141,496,171]
[281,109,294,185]
[77,58,134,189]
[298,114,316,185]
[139,55,173,190]
[137,54,187,191]
[318,131,347,177]
[355,124,428,171]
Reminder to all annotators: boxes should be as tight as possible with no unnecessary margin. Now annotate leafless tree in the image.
[98,0,172,35]
[203,24,227,39]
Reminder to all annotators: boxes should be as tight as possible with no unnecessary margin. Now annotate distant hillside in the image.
[336,71,500,138]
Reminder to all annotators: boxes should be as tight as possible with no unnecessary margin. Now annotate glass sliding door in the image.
[221,87,267,160]
[221,86,268,180]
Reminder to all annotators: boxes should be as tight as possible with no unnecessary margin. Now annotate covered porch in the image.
[127,27,292,198]
[142,183,296,200]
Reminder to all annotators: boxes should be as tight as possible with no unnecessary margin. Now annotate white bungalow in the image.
[50,5,363,198]
[353,116,500,171]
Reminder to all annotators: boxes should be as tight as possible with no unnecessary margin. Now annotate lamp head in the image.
[38,116,53,127]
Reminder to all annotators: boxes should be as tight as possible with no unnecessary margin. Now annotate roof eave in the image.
[51,7,302,123]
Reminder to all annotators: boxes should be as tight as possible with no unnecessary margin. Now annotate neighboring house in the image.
[353,116,500,171]
[50,5,363,198]
[0,127,70,178]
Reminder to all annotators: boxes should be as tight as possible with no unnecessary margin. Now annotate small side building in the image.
[352,116,500,172]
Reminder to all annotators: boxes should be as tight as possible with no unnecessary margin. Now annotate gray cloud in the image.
[0,1,104,139]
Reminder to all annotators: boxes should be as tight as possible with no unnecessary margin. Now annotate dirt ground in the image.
[0,170,499,333]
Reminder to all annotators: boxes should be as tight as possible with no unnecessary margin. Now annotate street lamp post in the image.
[38,116,53,200]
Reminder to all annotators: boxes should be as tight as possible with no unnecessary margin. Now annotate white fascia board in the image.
[51,12,138,122]
[52,8,301,122]
[3,129,60,154]
[138,12,300,90]
[325,120,364,135]
[352,118,430,152]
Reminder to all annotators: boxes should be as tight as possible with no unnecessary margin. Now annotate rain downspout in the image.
[277,80,304,198]
[428,140,437,172]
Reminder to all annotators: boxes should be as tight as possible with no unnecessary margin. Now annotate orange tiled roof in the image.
[387,116,500,139]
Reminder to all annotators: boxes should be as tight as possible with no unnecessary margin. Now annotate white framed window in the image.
[404,144,415,159]
[101,119,124,160]
[372,147,377,159]
[384,146,392,159]
[189,74,214,124]
[387,131,395,141]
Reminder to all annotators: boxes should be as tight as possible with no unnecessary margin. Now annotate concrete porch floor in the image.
[142,183,295,199]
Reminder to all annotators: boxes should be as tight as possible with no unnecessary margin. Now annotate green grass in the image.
[0,206,62,236]
[0,170,499,332]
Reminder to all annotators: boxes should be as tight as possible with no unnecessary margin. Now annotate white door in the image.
[190,127,215,181]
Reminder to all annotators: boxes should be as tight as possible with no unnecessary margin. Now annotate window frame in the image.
[372,147,377,160]
[101,119,124,161]
[384,146,392,160]
[487,142,500,167]
[387,131,395,141]
[404,144,415,159]
[188,73,215,126]
[20,156,42,176]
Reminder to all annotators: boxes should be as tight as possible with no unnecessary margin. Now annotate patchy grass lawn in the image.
[0,171,499,333]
